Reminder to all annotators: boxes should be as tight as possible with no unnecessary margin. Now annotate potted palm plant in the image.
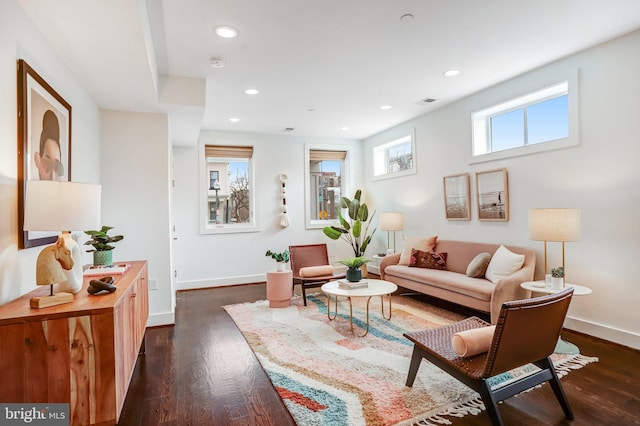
[338,256,371,282]
[84,226,124,266]
[323,189,376,277]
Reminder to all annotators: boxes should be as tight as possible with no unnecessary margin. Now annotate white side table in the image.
[521,281,592,354]
[368,254,386,275]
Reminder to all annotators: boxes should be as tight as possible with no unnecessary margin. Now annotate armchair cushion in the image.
[298,265,334,278]
[451,325,496,357]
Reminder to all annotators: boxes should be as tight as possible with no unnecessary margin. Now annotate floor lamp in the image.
[24,181,101,308]
[380,212,404,255]
[529,208,581,286]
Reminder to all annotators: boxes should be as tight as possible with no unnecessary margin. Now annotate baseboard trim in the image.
[177,274,266,290]
[148,311,175,327]
[565,315,640,350]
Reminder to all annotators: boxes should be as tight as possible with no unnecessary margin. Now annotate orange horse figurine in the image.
[35,236,74,287]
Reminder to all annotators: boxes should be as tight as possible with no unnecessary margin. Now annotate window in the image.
[209,170,219,190]
[472,80,577,161]
[201,144,257,234]
[373,131,416,180]
[304,145,349,229]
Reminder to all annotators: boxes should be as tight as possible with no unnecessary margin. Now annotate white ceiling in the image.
[17,0,640,144]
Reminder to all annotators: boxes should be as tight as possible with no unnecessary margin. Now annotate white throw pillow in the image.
[485,245,525,284]
[398,235,437,266]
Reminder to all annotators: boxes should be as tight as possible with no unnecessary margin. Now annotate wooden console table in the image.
[0,260,149,425]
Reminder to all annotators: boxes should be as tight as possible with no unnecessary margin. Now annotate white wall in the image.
[0,0,101,304]
[364,30,640,349]
[172,130,362,289]
[100,110,174,326]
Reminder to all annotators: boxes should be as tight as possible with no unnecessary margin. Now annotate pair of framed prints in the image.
[443,168,509,222]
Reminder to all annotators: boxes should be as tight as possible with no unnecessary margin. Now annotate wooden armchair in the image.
[404,287,575,426]
[289,244,345,306]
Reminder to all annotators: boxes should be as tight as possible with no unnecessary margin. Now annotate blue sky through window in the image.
[490,94,568,151]
[527,95,569,144]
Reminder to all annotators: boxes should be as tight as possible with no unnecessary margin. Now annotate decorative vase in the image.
[346,267,362,282]
[93,250,113,266]
[276,262,286,272]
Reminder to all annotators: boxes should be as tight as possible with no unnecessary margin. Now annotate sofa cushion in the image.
[409,249,448,270]
[399,235,437,265]
[466,252,492,278]
[485,245,525,284]
[384,265,494,302]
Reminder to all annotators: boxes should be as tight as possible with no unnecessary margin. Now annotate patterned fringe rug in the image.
[224,294,597,426]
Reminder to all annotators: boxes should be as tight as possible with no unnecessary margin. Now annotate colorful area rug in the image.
[224,294,597,426]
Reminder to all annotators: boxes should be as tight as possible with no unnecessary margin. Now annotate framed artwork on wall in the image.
[443,173,471,220]
[476,168,509,221]
[17,59,72,249]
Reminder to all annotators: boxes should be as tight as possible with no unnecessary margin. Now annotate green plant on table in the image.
[337,256,371,270]
[551,266,564,278]
[84,226,124,252]
[265,250,290,263]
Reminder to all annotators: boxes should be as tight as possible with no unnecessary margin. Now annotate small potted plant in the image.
[338,256,371,282]
[266,250,290,272]
[551,266,564,290]
[84,226,124,266]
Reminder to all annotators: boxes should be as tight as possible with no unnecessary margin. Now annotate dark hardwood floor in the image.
[119,283,640,425]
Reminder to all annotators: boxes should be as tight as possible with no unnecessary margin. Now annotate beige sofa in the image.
[379,239,535,323]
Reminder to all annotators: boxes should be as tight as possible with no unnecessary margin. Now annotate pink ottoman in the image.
[266,270,293,308]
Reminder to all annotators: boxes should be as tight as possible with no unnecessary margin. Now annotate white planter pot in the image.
[276,262,286,272]
[551,277,564,290]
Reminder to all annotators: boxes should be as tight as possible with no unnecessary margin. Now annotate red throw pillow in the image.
[409,249,448,270]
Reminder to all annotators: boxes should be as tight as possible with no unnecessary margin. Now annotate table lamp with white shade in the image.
[529,208,580,286]
[23,181,101,308]
[380,212,404,254]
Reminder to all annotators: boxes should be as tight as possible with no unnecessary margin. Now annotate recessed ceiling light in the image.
[244,88,259,95]
[380,105,392,110]
[214,25,238,38]
[444,69,460,77]
[341,126,350,131]
[229,117,240,122]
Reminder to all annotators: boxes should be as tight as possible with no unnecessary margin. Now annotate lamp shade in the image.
[380,212,404,231]
[24,181,101,232]
[529,208,580,242]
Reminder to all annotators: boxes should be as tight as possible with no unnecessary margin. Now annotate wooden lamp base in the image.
[30,292,73,309]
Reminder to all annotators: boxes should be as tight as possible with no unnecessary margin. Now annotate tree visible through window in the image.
[204,145,253,226]
[308,150,345,222]
[373,132,416,179]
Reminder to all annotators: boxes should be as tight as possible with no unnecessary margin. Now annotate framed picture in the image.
[443,173,471,220]
[476,168,509,221]
[17,59,72,249]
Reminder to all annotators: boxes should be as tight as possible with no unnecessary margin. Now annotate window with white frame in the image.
[472,81,576,160]
[305,146,349,229]
[201,145,257,233]
[373,131,416,179]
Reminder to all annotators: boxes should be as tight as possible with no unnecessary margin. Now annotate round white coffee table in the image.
[521,281,592,354]
[321,279,397,337]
